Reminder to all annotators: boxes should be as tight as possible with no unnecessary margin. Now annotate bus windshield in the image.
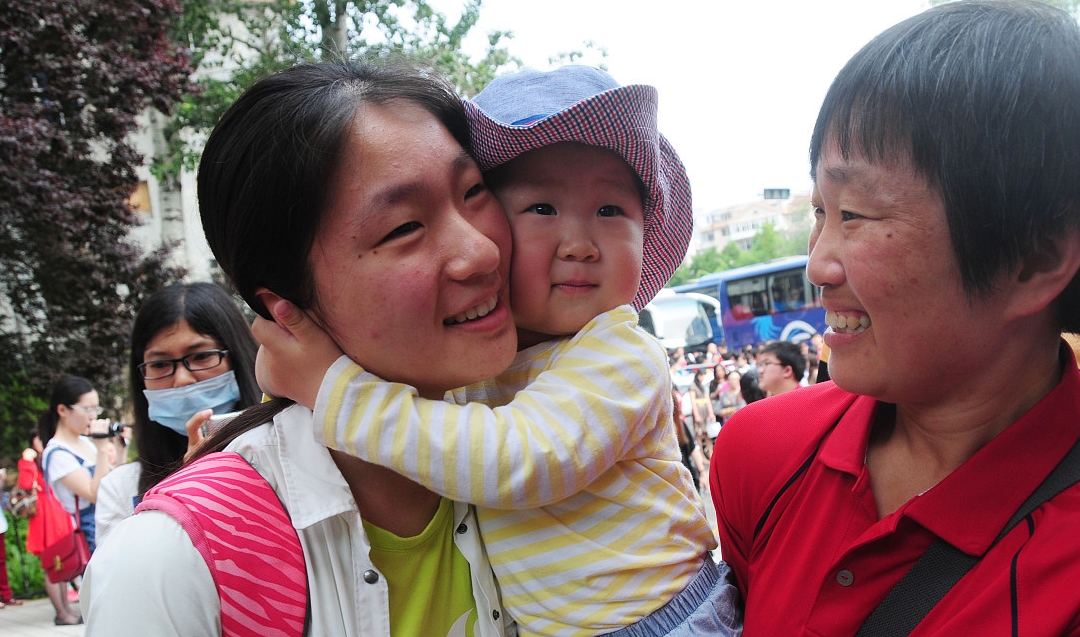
[639,292,719,351]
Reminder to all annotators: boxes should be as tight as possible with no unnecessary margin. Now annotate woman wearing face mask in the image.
[93,282,260,547]
[39,375,114,555]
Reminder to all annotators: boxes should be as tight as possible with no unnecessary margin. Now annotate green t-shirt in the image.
[362,497,479,637]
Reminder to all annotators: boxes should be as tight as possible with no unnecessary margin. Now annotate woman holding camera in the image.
[94,282,260,547]
[39,375,114,554]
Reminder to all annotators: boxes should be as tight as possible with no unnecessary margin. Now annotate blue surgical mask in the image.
[144,370,241,436]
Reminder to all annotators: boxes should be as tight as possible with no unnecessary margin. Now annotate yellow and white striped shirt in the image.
[315,306,716,637]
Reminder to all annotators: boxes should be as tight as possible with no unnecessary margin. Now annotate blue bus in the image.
[672,255,825,349]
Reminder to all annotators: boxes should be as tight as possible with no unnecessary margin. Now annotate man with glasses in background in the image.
[756,341,804,397]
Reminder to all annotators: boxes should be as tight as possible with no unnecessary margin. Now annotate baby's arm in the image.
[317,307,674,510]
[252,297,343,409]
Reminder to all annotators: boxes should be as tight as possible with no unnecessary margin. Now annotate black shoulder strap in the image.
[856,436,1080,637]
[754,449,816,541]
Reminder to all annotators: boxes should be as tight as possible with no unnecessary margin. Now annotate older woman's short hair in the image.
[809,0,1080,332]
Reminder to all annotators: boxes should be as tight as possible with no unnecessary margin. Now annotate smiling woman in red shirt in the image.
[711,2,1080,636]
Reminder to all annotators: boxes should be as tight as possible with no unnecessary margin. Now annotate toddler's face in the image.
[490,142,645,348]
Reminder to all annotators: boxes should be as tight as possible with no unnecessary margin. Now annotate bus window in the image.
[769,270,805,313]
[727,276,769,318]
[809,280,822,308]
[638,292,721,351]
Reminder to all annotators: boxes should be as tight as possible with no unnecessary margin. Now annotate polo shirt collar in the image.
[817,342,1080,557]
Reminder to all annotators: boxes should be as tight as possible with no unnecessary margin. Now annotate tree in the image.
[0,0,192,435]
[668,219,810,287]
[0,2,512,460]
[743,223,785,265]
[0,362,47,467]
[668,247,725,287]
[158,0,518,176]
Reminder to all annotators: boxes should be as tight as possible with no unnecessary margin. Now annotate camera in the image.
[89,420,127,439]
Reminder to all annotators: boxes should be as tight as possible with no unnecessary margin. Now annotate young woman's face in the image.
[142,319,232,391]
[59,390,100,436]
[308,102,517,398]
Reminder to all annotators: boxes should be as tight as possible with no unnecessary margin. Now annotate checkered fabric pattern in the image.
[465,66,694,311]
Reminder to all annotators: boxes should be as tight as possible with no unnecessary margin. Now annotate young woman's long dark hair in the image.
[37,375,95,445]
[129,282,260,494]
[191,60,472,461]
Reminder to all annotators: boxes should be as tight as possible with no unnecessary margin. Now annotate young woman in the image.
[688,368,718,457]
[39,375,114,554]
[82,61,518,637]
[93,282,261,547]
[712,369,745,425]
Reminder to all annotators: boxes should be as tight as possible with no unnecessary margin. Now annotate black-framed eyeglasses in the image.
[137,349,229,381]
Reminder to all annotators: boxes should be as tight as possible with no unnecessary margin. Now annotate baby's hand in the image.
[252,296,343,409]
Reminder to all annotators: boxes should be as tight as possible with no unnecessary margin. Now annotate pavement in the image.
[0,598,84,637]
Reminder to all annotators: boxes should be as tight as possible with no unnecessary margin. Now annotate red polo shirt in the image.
[711,344,1080,637]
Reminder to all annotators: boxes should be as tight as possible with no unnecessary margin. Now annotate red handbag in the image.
[39,487,91,583]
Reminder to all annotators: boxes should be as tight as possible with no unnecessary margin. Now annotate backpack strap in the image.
[856,435,1080,637]
[136,452,307,637]
[42,445,84,486]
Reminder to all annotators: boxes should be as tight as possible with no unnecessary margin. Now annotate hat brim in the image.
[465,85,693,311]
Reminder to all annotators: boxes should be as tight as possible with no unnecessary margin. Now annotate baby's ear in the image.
[254,287,286,322]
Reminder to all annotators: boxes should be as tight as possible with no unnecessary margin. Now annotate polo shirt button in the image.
[836,569,854,587]
[456,523,468,534]
[363,569,380,584]
[492,610,500,621]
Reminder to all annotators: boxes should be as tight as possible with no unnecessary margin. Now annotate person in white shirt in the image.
[94,282,261,547]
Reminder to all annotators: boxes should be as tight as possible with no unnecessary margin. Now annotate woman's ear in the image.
[253,287,285,322]
[1010,231,1080,318]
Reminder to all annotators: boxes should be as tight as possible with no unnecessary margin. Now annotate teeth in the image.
[447,296,497,325]
[825,310,871,334]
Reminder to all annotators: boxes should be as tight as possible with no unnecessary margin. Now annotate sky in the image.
[435,0,931,218]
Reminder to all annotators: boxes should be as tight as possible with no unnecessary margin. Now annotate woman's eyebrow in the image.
[823,164,855,184]
[369,151,476,210]
[144,338,219,358]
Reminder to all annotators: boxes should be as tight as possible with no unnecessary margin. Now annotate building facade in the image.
[695,191,811,254]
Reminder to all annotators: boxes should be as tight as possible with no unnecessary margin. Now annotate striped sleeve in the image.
[313,306,671,510]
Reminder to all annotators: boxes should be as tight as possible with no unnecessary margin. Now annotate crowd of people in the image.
[2,2,1079,636]
[669,337,828,490]
[0,282,259,626]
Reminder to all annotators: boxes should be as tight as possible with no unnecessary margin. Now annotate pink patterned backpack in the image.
[136,452,307,637]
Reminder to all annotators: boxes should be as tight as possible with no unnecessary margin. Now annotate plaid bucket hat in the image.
[465,65,693,311]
